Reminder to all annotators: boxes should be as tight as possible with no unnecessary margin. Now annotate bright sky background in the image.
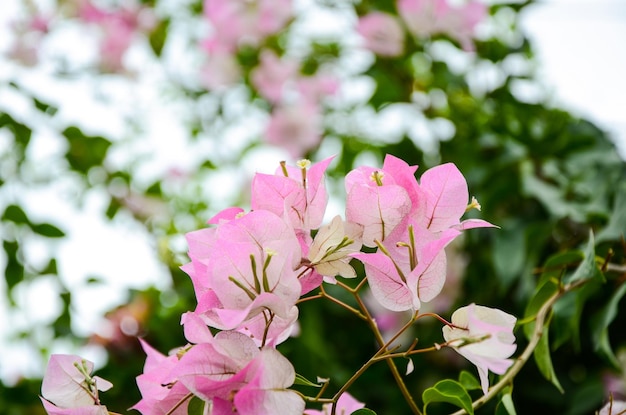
[0,0,624,385]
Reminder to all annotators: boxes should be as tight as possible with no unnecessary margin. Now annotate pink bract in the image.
[251,157,333,232]
[174,331,304,415]
[251,50,299,103]
[304,391,365,415]
[357,12,405,57]
[131,340,192,415]
[203,0,292,50]
[264,102,323,158]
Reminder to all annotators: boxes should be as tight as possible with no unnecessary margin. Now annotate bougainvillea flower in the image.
[264,102,323,158]
[345,158,415,246]
[203,0,292,51]
[442,304,517,394]
[251,49,299,103]
[251,157,333,232]
[354,226,460,311]
[174,331,304,415]
[304,391,365,415]
[397,0,486,50]
[131,340,192,415]
[182,210,302,344]
[40,354,112,415]
[599,400,626,415]
[308,215,363,281]
[418,163,495,232]
[356,12,405,57]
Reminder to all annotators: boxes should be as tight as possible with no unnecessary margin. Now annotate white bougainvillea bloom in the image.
[308,215,363,282]
[40,354,112,415]
[442,304,517,394]
[599,400,626,415]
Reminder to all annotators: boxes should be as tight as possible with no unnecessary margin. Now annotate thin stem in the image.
[448,279,588,415]
[320,285,367,320]
[297,293,324,304]
[349,288,422,415]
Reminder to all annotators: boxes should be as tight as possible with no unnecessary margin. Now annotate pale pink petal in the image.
[40,399,108,415]
[420,163,469,231]
[353,252,417,311]
[357,12,405,57]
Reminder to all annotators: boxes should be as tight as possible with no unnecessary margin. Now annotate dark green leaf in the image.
[32,223,65,238]
[33,97,58,115]
[422,379,474,415]
[596,181,626,243]
[62,126,112,173]
[2,204,30,224]
[351,409,377,415]
[566,231,604,284]
[187,395,205,415]
[591,282,626,369]
[3,240,24,298]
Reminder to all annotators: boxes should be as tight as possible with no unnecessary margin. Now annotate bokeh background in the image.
[1,0,625,414]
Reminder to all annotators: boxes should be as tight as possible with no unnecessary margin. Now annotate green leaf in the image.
[522,279,558,339]
[351,409,377,415]
[2,204,30,224]
[3,240,24,298]
[31,223,65,238]
[532,316,564,393]
[458,371,481,391]
[149,19,170,56]
[187,395,205,415]
[422,379,474,415]
[62,126,112,173]
[566,231,604,284]
[591,282,626,369]
[294,373,323,387]
[33,97,58,115]
[495,386,517,415]
[596,181,626,243]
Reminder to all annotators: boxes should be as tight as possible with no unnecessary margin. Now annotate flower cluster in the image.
[40,155,516,414]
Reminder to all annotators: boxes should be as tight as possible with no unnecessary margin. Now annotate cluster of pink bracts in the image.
[40,155,518,414]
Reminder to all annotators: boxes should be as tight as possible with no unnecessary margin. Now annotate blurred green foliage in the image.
[1,0,625,414]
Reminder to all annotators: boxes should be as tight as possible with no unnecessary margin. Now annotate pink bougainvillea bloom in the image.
[418,162,495,232]
[203,0,292,50]
[251,49,299,103]
[397,0,448,37]
[182,209,302,344]
[265,102,323,158]
[199,52,242,91]
[345,163,412,247]
[40,354,112,415]
[354,226,459,311]
[437,0,487,50]
[442,304,517,394]
[251,157,333,232]
[131,340,192,415]
[397,0,486,50]
[304,391,365,415]
[356,12,405,57]
[295,73,340,105]
[174,331,304,415]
